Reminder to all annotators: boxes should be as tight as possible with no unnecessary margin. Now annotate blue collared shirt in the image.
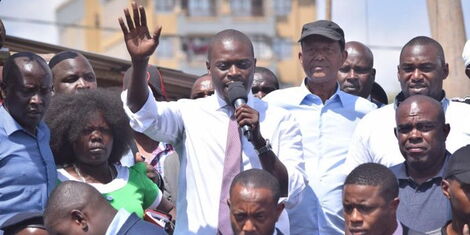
[390,153,452,233]
[0,106,57,224]
[264,80,377,235]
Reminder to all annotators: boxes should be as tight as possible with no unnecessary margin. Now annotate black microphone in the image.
[227,81,252,141]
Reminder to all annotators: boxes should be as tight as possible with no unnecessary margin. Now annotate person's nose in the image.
[242,219,256,232]
[90,130,104,142]
[76,78,91,89]
[346,68,358,80]
[29,93,43,106]
[411,68,424,82]
[408,128,423,143]
[350,208,363,225]
[227,64,241,80]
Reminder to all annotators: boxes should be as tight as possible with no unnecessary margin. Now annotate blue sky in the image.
[1,0,469,94]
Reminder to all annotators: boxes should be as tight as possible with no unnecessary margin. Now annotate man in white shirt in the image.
[118,4,306,234]
[346,36,470,169]
[264,20,377,235]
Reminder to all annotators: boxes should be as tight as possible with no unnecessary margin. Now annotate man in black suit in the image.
[43,181,165,235]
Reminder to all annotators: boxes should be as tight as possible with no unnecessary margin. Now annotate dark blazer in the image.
[117,213,166,235]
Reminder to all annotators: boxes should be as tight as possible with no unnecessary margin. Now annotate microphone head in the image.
[227,82,247,106]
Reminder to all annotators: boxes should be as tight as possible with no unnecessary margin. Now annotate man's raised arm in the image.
[119,2,162,113]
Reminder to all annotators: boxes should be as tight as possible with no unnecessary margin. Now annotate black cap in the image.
[0,211,45,234]
[298,20,345,46]
[445,145,470,184]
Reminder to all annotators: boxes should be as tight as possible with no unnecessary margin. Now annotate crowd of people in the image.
[1,2,470,235]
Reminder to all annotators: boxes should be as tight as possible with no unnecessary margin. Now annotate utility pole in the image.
[427,0,469,97]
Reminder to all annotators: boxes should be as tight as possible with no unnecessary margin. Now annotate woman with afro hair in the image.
[45,88,175,219]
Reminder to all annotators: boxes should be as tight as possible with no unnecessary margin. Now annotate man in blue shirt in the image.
[390,95,451,233]
[264,20,376,234]
[0,52,57,224]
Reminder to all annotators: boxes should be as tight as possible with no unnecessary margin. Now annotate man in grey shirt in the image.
[390,95,451,233]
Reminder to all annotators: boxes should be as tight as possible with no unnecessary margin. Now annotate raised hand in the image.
[119,2,162,61]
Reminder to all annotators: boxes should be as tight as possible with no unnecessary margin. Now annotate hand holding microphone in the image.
[227,81,256,142]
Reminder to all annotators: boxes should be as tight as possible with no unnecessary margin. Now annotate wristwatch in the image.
[255,139,272,155]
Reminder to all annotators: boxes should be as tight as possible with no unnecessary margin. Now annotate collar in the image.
[105,209,132,235]
[392,220,403,235]
[393,91,449,111]
[297,78,346,107]
[395,151,451,181]
[0,105,45,138]
[210,90,256,115]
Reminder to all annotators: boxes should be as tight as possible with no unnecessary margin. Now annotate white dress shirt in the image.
[345,95,470,169]
[264,81,377,235]
[122,88,307,235]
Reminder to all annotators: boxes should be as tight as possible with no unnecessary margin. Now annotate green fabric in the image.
[104,162,160,217]
[58,162,161,218]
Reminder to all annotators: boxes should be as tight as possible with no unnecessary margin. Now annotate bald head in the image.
[191,73,214,99]
[207,29,254,62]
[338,41,376,98]
[396,95,444,123]
[44,181,115,235]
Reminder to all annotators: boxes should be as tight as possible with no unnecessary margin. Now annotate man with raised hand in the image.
[118,3,306,234]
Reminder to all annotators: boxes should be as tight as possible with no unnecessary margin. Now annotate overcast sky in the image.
[1,0,469,94]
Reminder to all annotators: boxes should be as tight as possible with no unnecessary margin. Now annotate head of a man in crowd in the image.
[124,65,166,101]
[228,169,284,235]
[0,211,48,235]
[343,163,399,235]
[0,52,53,134]
[49,51,97,94]
[252,67,279,99]
[370,82,388,105]
[298,20,347,87]
[398,36,448,101]
[442,145,470,226]
[190,73,214,99]
[462,40,470,79]
[44,181,116,235]
[206,29,256,105]
[337,41,376,98]
[395,95,449,175]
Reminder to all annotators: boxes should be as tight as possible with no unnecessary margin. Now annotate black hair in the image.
[344,163,399,202]
[254,67,280,89]
[230,169,281,203]
[371,82,388,105]
[48,50,81,69]
[2,52,50,86]
[400,36,446,65]
[45,88,132,166]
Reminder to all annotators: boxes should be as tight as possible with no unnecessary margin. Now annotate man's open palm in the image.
[118,2,162,60]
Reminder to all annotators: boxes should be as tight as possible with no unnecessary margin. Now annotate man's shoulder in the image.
[118,213,165,235]
[448,99,470,113]
[263,87,303,105]
[338,91,377,113]
[389,162,405,177]
[360,103,395,122]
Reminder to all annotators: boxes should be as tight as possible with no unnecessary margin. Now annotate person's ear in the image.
[71,209,89,232]
[227,199,231,209]
[442,63,449,80]
[394,127,398,139]
[274,202,285,221]
[371,68,376,82]
[441,179,451,199]
[390,197,399,211]
[443,124,450,140]
[206,60,210,71]
[298,52,303,66]
[0,80,7,98]
[341,50,348,65]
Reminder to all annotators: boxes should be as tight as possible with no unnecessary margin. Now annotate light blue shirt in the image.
[264,80,377,235]
[0,106,57,224]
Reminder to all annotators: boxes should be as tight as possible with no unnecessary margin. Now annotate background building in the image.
[56,0,317,86]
